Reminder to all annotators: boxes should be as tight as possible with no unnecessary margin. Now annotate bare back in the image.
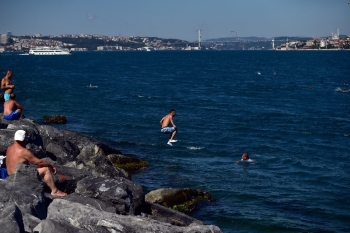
[5,143,30,175]
[3,99,22,115]
[160,114,171,128]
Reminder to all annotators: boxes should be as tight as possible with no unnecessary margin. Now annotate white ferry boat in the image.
[28,47,72,55]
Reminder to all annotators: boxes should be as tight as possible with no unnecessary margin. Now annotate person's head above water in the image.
[242,152,249,160]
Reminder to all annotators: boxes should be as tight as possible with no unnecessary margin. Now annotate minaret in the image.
[198,29,202,49]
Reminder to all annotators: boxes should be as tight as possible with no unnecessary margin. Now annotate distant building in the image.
[97,46,123,51]
[0,34,9,44]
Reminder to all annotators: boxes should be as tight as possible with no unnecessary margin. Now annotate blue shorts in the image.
[4,110,20,120]
[4,93,10,101]
[161,127,175,134]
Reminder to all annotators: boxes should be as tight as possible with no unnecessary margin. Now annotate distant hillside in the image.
[205,34,349,42]
[205,36,269,42]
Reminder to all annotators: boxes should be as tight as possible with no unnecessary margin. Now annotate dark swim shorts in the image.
[4,110,20,120]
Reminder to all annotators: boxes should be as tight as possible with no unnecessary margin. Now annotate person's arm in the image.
[24,150,57,174]
[0,79,5,89]
[169,116,176,128]
[160,117,164,126]
[14,101,23,110]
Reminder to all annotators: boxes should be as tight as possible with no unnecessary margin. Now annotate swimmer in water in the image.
[235,152,256,164]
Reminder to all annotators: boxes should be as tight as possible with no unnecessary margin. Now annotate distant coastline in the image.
[1,33,349,52]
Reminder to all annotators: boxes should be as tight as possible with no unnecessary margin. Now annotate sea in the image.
[1,50,350,233]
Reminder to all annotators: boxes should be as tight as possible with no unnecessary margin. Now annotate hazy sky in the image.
[1,0,349,41]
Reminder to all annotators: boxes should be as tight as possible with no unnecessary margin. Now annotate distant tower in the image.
[272,38,275,49]
[197,29,202,49]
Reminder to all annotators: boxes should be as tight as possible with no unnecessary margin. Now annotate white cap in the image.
[14,130,26,141]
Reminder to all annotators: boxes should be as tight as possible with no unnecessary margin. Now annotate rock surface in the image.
[0,115,222,232]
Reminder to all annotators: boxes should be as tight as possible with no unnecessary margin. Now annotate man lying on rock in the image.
[6,130,67,197]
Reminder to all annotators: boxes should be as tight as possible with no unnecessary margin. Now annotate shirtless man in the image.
[160,109,177,146]
[3,95,22,120]
[6,130,67,197]
[1,70,15,101]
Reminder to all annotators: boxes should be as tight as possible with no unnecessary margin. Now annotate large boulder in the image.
[34,219,90,233]
[108,153,149,172]
[75,176,144,215]
[43,115,67,124]
[64,193,117,214]
[140,201,204,227]
[22,213,41,233]
[61,130,122,155]
[76,144,128,179]
[0,202,23,233]
[146,188,214,214]
[46,199,222,233]
[0,180,47,220]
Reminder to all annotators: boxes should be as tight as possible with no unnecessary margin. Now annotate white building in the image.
[0,34,9,44]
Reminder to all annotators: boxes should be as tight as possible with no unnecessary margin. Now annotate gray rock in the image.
[65,193,117,213]
[22,213,41,233]
[0,202,23,233]
[0,180,47,220]
[61,130,122,155]
[75,176,144,215]
[47,199,222,233]
[77,144,127,179]
[0,128,16,154]
[5,163,45,193]
[33,219,90,233]
[45,142,75,164]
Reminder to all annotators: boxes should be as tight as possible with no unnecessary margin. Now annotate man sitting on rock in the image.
[3,95,22,120]
[6,130,67,197]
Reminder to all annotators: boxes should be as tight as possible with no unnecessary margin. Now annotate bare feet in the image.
[51,189,67,197]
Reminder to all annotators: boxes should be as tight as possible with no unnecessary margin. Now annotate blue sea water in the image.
[1,50,350,233]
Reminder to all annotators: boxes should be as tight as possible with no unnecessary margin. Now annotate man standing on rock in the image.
[160,109,178,146]
[6,130,67,197]
[1,70,15,101]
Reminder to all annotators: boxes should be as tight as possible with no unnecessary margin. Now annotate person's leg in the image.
[37,167,67,197]
[14,109,21,120]
[169,128,177,141]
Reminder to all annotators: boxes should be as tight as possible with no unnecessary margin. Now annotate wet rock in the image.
[146,188,214,214]
[108,153,149,172]
[43,115,67,124]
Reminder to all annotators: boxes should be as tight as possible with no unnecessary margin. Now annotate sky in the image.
[1,0,350,41]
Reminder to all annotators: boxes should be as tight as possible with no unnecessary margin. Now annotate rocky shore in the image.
[0,114,222,233]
